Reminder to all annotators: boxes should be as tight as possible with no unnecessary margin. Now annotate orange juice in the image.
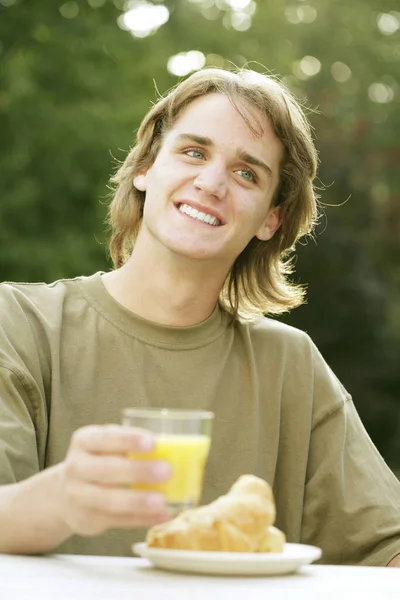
[129,434,211,508]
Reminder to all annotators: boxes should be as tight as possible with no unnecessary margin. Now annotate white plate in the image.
[133,542,322,576]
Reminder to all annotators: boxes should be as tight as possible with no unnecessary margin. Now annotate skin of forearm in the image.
[0,465,73,555]
[1,466,399,562]
[388,554,400,567]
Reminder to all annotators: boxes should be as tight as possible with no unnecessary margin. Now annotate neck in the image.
[102,240,229,327]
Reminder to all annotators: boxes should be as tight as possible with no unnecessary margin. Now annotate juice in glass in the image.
[122,408,214,512]
[128,434,211,508]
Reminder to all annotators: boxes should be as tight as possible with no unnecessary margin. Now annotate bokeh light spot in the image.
[167,50,206,77]
[87,0,106,7]
[285,6,302,24]
[119,2,169,38]
[377,13,399,35]
[205,53,226,68]
[201,3,220,20]
[231,12,252,31]
[370,182,390,206]
[293,55,321,79]
[301,5,317,23]
[285,4,317,24]
[225,0,253,9]
[368,82,394,104]
[60,1,79,18]
[331,62,352,83]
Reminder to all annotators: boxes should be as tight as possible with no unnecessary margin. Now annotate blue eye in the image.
[238,168,256,183]
[186,149,205,160]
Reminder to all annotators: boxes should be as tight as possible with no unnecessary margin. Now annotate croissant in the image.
[146,475,285,553]
[258,525,286,553]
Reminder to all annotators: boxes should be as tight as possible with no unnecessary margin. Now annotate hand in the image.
[388,554,400,567]
[55,424,172,537]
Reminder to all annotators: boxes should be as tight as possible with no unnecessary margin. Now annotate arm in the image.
[0,355,172,554]
[302,397,400,566]
[0,287,171,554]
[0,425,172,555]
[388,555,400,567]
[300,344,400,566]
[0,466,73,554]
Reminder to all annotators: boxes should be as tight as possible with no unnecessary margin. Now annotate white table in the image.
[0,554,399,600]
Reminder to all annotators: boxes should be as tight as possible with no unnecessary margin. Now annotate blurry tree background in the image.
[0,0,399,467]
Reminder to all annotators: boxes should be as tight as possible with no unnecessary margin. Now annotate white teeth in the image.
[178,203,221,226]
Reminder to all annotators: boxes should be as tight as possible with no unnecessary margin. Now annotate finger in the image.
[79,509,172,536]
[71,425,155,455]
[70,453,172,486]
[69,482,168,517]
[108,512,172,530]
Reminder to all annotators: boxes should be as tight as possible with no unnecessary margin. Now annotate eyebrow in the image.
[175,133,273,178]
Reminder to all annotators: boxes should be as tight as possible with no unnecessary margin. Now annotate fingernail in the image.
[154,462,172,480]
[138,434,154,452]
[147,494,166,510]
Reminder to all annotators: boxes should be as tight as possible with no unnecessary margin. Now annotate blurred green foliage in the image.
[0,0,399,465]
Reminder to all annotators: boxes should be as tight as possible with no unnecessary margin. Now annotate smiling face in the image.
[133,93,284,271]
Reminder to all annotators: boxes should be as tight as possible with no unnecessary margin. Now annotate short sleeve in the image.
[0,364,42,484]
[302,394,400,566]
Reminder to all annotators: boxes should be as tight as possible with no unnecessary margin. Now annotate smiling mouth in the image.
[178,203,222,226]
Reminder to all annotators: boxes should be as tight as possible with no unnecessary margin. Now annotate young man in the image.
[0,68,399,565]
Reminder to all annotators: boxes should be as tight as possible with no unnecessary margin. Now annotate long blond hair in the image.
[108,68,319,320]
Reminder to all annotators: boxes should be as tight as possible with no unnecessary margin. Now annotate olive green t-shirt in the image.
[0,272,399,565]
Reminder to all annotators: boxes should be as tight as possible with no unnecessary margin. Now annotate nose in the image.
[193,160,227,199]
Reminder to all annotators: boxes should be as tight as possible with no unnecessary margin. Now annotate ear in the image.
[133,172,148,192]
[255,206,282,241]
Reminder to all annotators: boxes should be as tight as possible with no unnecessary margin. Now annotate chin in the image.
[169,242,224,262]
[159,236,215,260]
[174,247,218,261]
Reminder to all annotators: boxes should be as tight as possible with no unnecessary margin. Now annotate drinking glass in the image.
[122,407,214,513]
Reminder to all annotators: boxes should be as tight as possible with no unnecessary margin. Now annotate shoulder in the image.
[235,315,313,354]
[0,273,101,366]
[241,315,308,337]
[1,274,89,304]
[235,316,349,419]
[0,272,101,317]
